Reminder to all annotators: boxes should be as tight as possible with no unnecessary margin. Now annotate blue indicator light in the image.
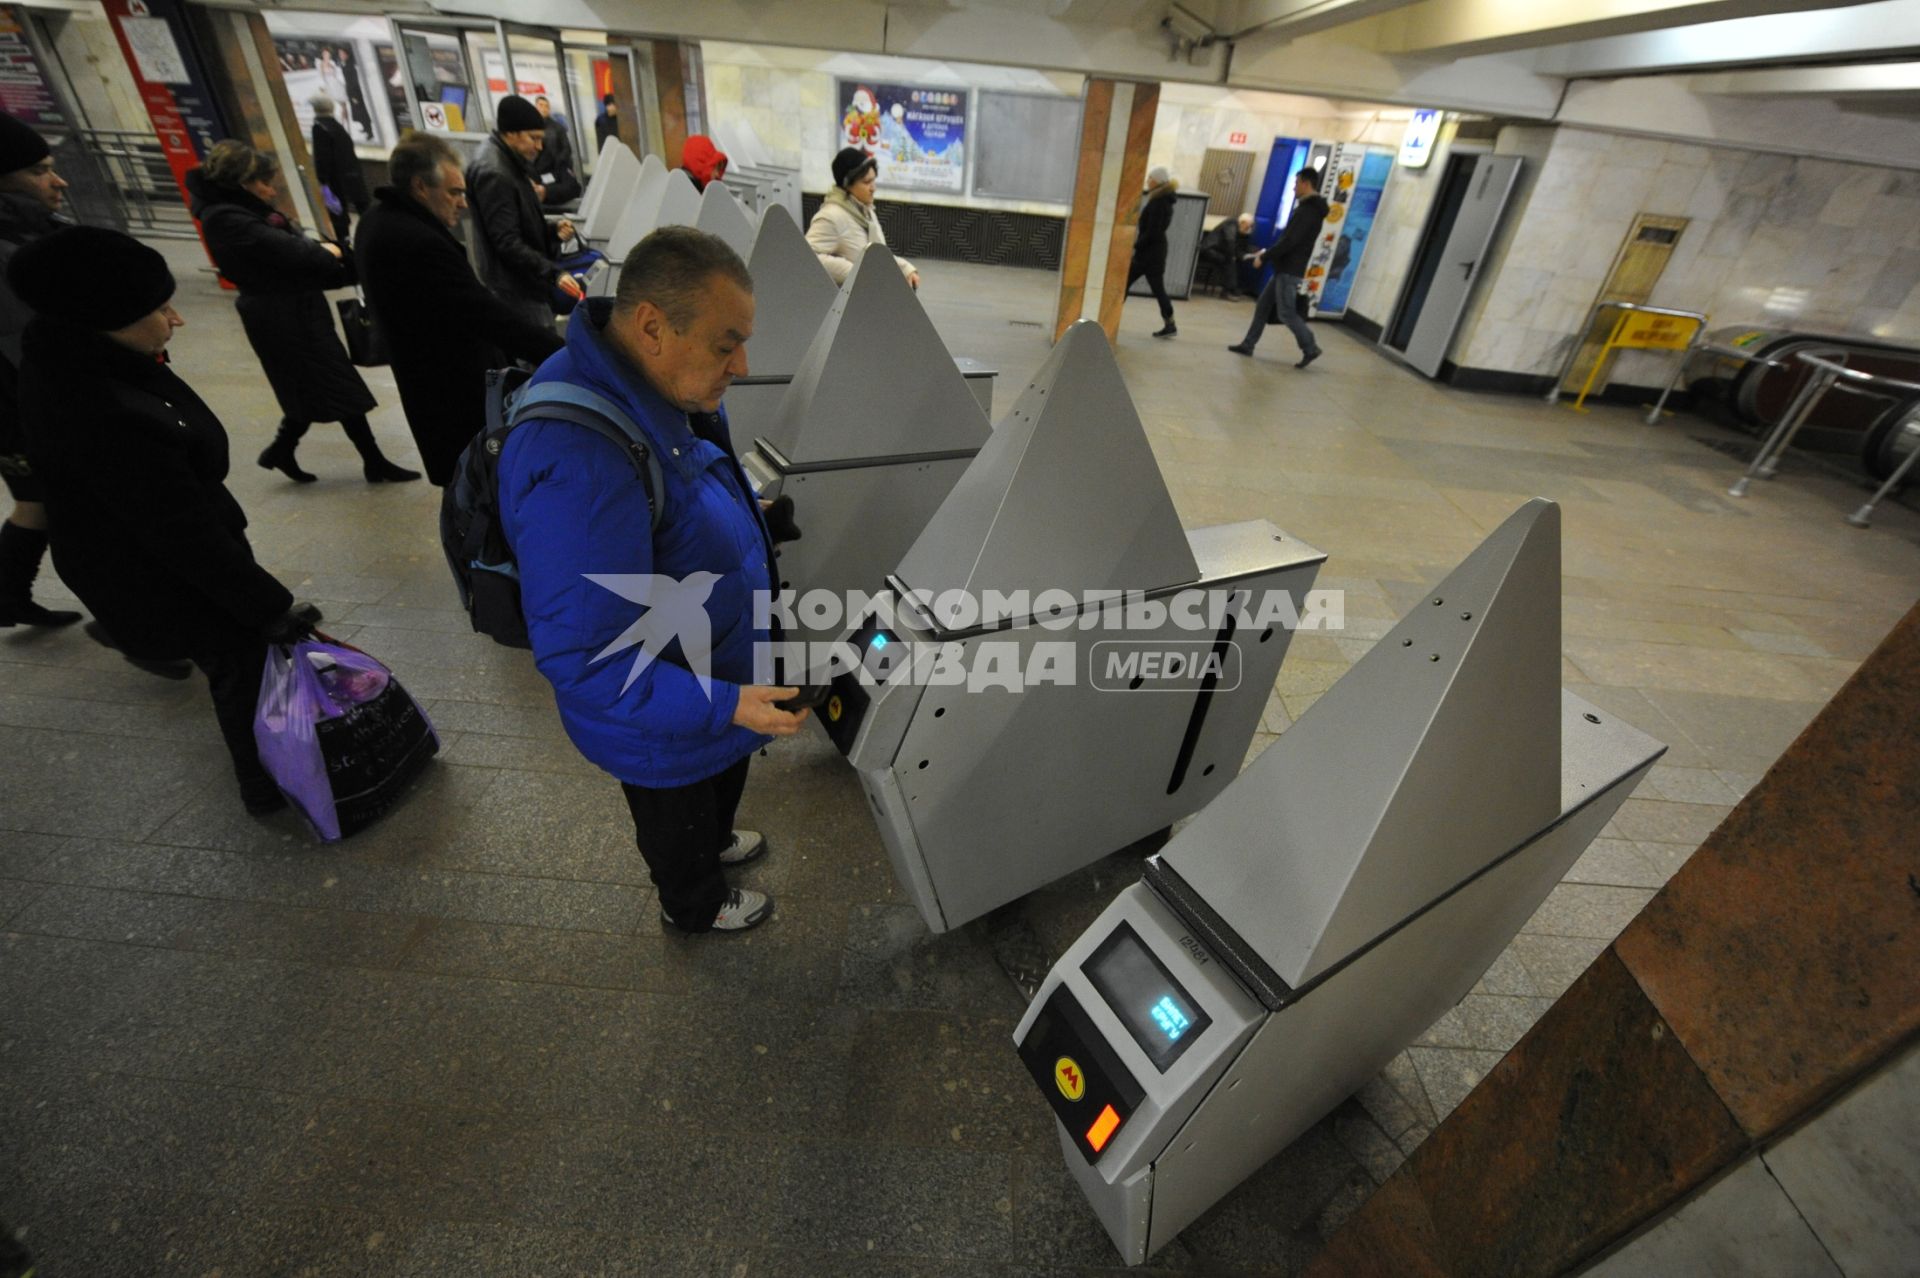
[1149,996,1190,1041]
[871,634,889,650]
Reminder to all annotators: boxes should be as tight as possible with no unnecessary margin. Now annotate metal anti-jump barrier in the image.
[1544,300,1707,417]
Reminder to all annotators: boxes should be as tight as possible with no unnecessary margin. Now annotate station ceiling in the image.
[281,0,1920,119]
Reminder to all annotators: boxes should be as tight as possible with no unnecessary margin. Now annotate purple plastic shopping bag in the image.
[253,638,439,840]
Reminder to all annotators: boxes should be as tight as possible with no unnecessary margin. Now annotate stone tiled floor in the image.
[2,245,1917,1275]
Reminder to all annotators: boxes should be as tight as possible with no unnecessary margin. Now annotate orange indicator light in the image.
[1086,1104,1121,1153]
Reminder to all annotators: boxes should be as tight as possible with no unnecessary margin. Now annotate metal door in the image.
[1384,153,1521,379]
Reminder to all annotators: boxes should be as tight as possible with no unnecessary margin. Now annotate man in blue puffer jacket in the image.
[500,227,808,934]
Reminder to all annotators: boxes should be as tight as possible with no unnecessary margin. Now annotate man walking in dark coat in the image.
[355,131,563,486]
[532,95,581,206]
[467,95,582,332]
[1229,167,1327,368]
[309,94,368,243]
[594,94,619,157]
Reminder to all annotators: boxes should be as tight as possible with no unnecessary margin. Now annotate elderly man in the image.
[1198,213,1256,298]
[499,227,806,935]
[355,130,563,485]
[467,94,581,330]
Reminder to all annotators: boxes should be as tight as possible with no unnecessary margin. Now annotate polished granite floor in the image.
[2,245,1916,1277]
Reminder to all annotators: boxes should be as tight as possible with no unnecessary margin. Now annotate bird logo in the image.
[583,572,722,697]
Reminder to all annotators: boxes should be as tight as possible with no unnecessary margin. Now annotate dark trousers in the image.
[1127,261,1173,322]
[194,641,272,796]
[1241,273,1319,357]
[622,755,752,931]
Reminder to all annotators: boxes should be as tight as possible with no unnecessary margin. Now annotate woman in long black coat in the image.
[1127,166,1179,339]
[8,227,316,813]
[188,140,417,484]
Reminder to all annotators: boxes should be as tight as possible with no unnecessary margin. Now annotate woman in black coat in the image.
[8,227,317,813]
[189,140,417,484]
[1127,166,1178,338]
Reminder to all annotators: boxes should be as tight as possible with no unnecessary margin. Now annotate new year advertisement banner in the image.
[1315,148,1394,317]
[836,80,967,195]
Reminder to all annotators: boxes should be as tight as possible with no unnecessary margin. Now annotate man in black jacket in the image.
[309,94,368,243]
[355,131,563,485]
[1229,168,1327,368]
[532,95,582,206]
[467,95,582,332]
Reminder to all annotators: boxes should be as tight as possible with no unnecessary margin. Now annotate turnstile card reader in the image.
[821,321,1327,933]
[1013,500,1666,1264]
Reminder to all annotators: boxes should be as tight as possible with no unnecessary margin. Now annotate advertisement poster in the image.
[101,0,225,190]
[836,79,967,195]
[1301,142,1366,312]
[0,7,64,130]
[1314,148,1394,318]
[274,38,382,144]
[479,49,561,117]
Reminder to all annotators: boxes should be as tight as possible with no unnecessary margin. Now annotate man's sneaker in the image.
[1297,348,1322,369]
[720,829,766,866]
[662,888,774,934]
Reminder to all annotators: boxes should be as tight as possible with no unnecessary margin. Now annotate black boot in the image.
[1153,319,1178,338]
[82,619,193,680]
[0,521,81,627]
[342,416,421,483]
[258,419,316,483]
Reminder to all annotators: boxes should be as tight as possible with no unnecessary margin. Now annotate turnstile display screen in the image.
[1084,923,1211,1071]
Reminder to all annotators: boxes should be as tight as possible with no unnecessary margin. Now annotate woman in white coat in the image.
[807,147,919,290]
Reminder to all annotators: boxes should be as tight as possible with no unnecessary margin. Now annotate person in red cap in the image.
[680,134,729,191]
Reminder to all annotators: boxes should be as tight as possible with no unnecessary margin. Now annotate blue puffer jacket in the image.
[499,300,776,787]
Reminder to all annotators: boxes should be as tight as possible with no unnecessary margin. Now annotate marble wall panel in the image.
[1450,127,1920,376]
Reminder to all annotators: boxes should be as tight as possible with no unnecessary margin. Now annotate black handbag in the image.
[336,290,388,367]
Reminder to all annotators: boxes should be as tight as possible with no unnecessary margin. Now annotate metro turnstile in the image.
[1011,499,1664,1265]
[815,320,1327,934]
[740,245,992,652]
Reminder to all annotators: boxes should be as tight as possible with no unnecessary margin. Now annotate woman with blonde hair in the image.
[1128,165,1178,338]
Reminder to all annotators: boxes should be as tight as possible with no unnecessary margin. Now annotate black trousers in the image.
[193,641,273,796]
[1127,261,1174,322]
[622,754,752,931]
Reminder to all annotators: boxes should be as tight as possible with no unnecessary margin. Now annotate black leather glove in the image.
[764,494,802,544]
[261,601,324,645]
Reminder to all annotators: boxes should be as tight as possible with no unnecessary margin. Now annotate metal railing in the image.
[1728,351,1920,522]
[1544,300,1708,416]
[75,129,197,240]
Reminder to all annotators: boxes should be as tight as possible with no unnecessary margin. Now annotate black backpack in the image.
[440,367,665,648]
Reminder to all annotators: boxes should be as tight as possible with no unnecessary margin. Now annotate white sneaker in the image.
[720,829,766,866]
[662,888,774,934]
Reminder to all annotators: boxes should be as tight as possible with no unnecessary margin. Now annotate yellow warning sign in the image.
[1616,313,1699,351]
[1055,1056,1086,1101]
